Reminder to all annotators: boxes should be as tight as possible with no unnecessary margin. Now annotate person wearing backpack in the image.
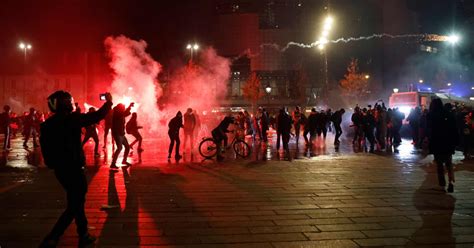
[39,91,112,248]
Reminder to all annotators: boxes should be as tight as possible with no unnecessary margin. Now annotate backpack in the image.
[40,117,66,169]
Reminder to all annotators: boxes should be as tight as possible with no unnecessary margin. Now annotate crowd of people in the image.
[0,89,469,247]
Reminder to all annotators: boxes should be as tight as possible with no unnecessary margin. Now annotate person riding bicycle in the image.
[211,115,235,161]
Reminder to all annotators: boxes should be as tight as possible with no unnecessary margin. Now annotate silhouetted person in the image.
[408,107,421,147]
[277,108,292,159]
[332,108,345,145]
[305,108,318,146]
[39,91,112,248]
[258,107,269,142]
[110,102,134,169]
[212,115,235,161]
[168,111,183,160]
[351,106,363,144]
[427,98,458,192]
[392,108,405,145]
[126,112,143,152]
[183,108,196,153]
[292,106,304,145]
[362,108,376,153]
[81,107,100,157]
[374,105,387,150]
[23,107,38,148]
[1,105,12,150]
[102,109,113,148]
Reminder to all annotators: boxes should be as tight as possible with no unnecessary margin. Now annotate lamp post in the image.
[18,42,32,62]
[265,85,272,107]
[186,43,199,63]
[317,16,333,104]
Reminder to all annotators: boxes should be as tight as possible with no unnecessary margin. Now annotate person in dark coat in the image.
[332,108,345,145]
[277,108,293,159]
[427,98,458,193]
[39,91,112,248]
[110,102,134,168]
[362,108,376,153]
[126,112,143,152]
[351,106,363,144]
[259,107,270,142]
[305,108,318,146]
[292,106,304,145]
[168,111,183,160]
[1,105,11,150]
[276,108,292,151]
[183,108,196,153]
[407,107,421,147]
[23,107,39,148]
[212,115,235,161]
[81,107,100,157]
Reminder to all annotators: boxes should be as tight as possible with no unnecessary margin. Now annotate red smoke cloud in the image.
[104,35,230,138]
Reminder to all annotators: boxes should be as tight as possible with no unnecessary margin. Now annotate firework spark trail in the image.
[255,33,449,54]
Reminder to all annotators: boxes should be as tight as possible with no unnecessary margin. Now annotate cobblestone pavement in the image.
[1,134,474,248]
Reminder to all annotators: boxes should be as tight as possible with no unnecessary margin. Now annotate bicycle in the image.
[198,130,251,159]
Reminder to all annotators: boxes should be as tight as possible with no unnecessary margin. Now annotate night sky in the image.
[0,0,472,76]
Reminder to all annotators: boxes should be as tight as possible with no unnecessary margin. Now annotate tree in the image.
[339,59,370,103]
[242,72,265,112]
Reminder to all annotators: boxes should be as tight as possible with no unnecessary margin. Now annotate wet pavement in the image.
[1,132,474,247]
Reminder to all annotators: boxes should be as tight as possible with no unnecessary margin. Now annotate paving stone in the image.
[305,231,366,240]
[354,237,409,246]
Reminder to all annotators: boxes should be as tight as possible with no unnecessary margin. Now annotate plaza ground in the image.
[1,134,474,247]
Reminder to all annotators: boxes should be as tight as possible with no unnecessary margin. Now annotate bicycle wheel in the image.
[233,140,251,158]
[199,138,217,159]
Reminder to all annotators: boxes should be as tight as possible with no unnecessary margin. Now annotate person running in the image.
[39,91,112,248]
[168,111,183,160]
[305,108,318,147]
[110,102,134,169]
[427,98,458,192]
[126,112,143,152]
[1,105,12,150]
[211,115,235,161]
[81,107,100,157]
[332,108,345,145]
[183,108,196,153]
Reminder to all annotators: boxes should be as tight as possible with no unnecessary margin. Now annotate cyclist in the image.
[211,115,235,161]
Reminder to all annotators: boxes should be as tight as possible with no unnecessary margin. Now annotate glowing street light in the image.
[393,88,399,93]
[18,42,32,61]
[265,85,272,106]
[186,43,199,62]
[365,74,370,79]
[265,85,272,94]
[447,83,452,87]
[446,34,460,45]
[471,86,474,90]
[419,79,424,83]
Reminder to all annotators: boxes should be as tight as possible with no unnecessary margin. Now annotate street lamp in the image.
[265,85,272,106]
[446,34,460,45]
[186,43,199,62]
[365,74,370,79]
[393,88,399,93]
[418,79,423,83]
[18,42,32,61]
[447,83,452,87]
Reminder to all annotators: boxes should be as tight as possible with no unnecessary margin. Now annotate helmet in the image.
[47,91,73,113]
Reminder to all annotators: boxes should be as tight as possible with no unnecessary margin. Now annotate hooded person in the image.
[39,91,112,247]
[168,111,183,160]
[110,102,134,169]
